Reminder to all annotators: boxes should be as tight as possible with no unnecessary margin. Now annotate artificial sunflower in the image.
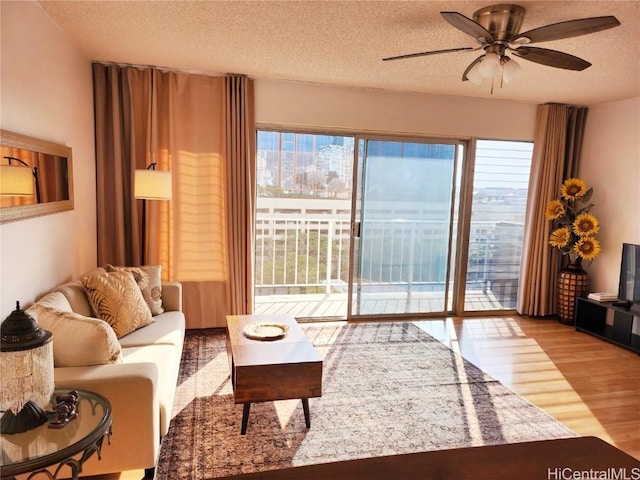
[561,177,588,201]
[574,237,601,261]
[545,199,565,220]
[573,213,600,237]
[546,177,601,262]
[549,227,571,249]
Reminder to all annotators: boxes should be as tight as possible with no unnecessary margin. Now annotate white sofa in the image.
[26,267,185,478]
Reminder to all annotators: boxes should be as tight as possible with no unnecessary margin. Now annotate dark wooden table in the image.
[226,314,322,435]
[220,436,640,480]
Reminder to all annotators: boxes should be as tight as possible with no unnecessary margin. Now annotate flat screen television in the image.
[618,243,640,310]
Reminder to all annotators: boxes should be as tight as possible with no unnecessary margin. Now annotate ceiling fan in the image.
[383,4,620,85]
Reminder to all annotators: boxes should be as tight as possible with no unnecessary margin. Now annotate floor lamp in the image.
[134,163,172,265]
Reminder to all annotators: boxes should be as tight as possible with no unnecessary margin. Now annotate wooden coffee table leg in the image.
[302,398,311,428]
[241,403,251,435]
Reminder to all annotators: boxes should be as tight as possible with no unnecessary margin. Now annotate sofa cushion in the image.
[29,291,73,313]
[121,344,182,436]
[118,311,185,350]
[82,270,154,338]
[105,264,165,315]
[52,267,108,316]
[54,281,95,317]
[35,305,123,367]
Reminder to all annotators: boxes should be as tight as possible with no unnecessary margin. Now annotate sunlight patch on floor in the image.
[274,399,301,430]
[449,337,484,444]
[172,351,230,418]
[414,317,615,445]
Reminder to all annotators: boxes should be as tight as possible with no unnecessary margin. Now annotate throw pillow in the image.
[105,264,165,315]
[35,304,123,367]
[82,270,154,338]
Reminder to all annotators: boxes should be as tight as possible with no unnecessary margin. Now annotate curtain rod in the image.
[544,102,589,109]
[92,61,250,79]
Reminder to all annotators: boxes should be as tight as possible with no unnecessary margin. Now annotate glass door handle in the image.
[351,222,361,238]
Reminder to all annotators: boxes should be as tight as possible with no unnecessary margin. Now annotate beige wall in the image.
[580,96,640,293]
[255,79,537,140]
[1,1,96,319]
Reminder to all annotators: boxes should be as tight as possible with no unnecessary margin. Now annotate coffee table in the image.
[226,314,322,435]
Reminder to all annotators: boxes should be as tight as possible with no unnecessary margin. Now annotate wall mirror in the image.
[0,130,74,224]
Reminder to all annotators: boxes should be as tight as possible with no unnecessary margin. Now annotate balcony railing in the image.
[255,216,351,295]
[255,214,523,315]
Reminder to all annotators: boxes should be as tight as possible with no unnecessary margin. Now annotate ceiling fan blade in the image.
[441,12,494,43]
[515,16,620,44]
[462,55,484,81]
[512,46,592,71]
[383,47,474,62]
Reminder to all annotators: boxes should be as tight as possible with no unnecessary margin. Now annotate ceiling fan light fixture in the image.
[383,5,620,87]
[466,62,485,84]
[502,56,523,84]
[479,52,500,78]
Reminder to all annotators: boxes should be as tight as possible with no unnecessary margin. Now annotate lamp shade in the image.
[502,57,523,84]
[479,52,501,78]
[0,164,34,197]
[134,169,172,200]
[466,62,485,85]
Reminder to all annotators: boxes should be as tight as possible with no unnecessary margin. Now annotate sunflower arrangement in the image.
[545,178,601,262]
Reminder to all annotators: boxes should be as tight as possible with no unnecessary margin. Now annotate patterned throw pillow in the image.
[35,304,123,367]
[105,264,165,315]
[82,271,154,338]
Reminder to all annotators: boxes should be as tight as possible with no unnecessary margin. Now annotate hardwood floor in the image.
[84,315,640,480]
[415,315,640,460]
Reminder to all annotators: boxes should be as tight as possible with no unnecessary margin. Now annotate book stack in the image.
[587,292,618,302]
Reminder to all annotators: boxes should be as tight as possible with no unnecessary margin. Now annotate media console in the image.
[575,297,640,354]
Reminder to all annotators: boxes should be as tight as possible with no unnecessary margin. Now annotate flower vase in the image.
[557,258,589,325]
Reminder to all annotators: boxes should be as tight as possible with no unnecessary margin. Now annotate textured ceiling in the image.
[38,0,640,105]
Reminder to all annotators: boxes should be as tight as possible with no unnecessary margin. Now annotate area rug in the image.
[155,322,575,479]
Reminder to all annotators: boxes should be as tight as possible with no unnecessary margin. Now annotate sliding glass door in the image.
[254,131,354,318]
[462,140,533,311]
[254,129,533,319]
[350,138,462,317]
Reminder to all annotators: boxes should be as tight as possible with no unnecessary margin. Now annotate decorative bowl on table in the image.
[242,322,289,341]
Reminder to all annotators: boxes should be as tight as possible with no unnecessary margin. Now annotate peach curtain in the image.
[93,64,255,327]
[517,104,588,316]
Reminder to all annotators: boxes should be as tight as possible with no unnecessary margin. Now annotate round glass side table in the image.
[0,389,112,480]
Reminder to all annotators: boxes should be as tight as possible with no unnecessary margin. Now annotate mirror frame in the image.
[1,130,74,224]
